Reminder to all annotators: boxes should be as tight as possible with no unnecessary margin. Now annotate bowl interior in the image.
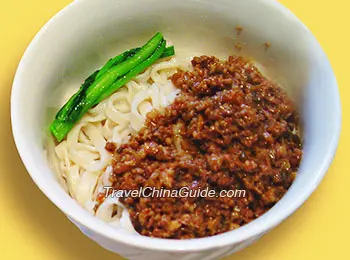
[11,0,340,251]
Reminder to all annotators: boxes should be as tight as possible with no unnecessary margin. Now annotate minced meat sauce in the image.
[104,55,302,239]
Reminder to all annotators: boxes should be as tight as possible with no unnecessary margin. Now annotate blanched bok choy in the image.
[50,32,175,142]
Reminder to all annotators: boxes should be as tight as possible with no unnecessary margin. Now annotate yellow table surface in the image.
[1,0,349,259]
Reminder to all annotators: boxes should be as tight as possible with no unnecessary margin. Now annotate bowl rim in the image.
[11,0,342,252]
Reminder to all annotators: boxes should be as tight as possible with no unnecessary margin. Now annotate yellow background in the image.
[0,0,349,259]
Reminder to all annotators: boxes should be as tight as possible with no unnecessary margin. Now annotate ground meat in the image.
[108,55,302,239]
[105,142,117,153]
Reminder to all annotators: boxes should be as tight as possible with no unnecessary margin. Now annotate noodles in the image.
[48,57,184,231]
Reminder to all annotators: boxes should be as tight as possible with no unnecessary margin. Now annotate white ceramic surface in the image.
[11,0,341,259]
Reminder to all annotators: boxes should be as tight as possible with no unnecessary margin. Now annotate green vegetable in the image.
[54,70,99,122]
[162,46,175,58]
[54,48,142,123]
[50,33,174,142]
[97,40,166,103]
[96,48,140,79]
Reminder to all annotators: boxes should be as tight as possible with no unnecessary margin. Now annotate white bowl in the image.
[11,0,341,259]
